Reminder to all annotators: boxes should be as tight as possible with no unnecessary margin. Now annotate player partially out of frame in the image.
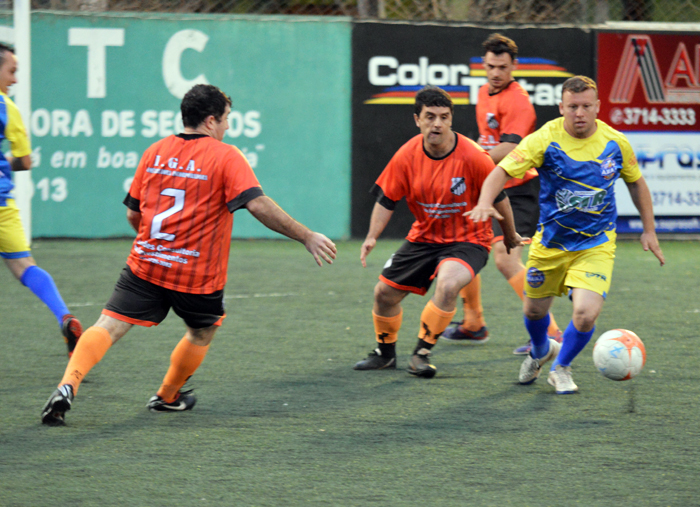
[354,85,521,378]
[0,43,82,356]
[41,84,337,425]
[467,76,664,394]
[442,33,563,354]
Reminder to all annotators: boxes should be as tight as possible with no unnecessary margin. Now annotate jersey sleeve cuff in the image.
[370,184,397,210]
[499,134,523,144]
[227,186,264,213]
[123,193,140,212]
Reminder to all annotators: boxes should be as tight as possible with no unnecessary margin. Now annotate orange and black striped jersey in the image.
[124,133,262,294]
[372,133,496,248]
[476,80,537,189]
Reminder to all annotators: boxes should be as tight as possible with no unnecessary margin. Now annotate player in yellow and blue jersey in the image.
[467,76,665,394]
[0,43,82,356]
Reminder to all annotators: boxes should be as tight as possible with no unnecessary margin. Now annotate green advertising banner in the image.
[4,12,351,238]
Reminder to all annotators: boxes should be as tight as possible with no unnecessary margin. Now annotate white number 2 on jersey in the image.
[150,188,185,241]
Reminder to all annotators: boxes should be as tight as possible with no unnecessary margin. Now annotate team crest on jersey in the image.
[451,177,466,196]
[600,157,617,180]
[487,113,499,130]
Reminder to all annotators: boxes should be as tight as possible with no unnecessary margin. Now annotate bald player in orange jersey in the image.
[442,34,563,354]
[354,85,523,378]
[41,84,336,425]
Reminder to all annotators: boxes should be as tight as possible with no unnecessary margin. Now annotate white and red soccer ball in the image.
[592,329,646,381]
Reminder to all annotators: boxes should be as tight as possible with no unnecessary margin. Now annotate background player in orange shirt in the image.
[354,86,522,378]
[41,84,337,425]
[441,34,563,354]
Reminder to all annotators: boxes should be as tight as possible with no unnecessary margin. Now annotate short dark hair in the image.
[562,75,598,97]
[414,86,453,116]
[482,33,518,61]
[180,84,232,128]
[0,43,15,67]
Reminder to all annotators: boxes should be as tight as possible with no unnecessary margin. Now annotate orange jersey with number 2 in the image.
[125,133,262,294]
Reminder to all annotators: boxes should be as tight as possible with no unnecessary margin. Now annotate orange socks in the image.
[60,326,112,394]
[418,300,456,345]
[157,337,210,403]
[507,269,526,300]
[458,274,485,331]
[508,268,561,337]
[373,310,402,344]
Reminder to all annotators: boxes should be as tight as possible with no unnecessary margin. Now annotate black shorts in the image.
[103,266,226,329]
[380,241,489,296]
[492,176,540,240]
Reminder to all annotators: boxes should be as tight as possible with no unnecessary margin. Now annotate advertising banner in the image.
[352,23,594,238]
[3,13,351,238]
[598,31,700,232]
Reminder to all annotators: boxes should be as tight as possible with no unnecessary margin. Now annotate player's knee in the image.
[435,278,462,303]
[571,308,597,332]
[374,282,398,307]
[524,307,547,321]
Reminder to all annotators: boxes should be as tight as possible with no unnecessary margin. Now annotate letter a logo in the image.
[610,35,665,103]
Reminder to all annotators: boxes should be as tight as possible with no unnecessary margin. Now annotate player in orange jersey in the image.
[41,84,336,425]
[354,86,522,378]
[441,34,563,354]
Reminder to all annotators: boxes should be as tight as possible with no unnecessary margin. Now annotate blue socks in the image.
[20,265,69,327]
[551,321,595,370]
[524,313,551,358]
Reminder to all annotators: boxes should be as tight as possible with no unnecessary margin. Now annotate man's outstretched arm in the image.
[246,195,336,266]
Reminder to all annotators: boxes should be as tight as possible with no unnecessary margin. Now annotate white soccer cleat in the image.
[519,338,561,384]
[547,364,578,394]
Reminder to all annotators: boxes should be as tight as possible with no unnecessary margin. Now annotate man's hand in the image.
[464,204,503,223]
[304,232,337,267]
[503,232,526,254]
[360,238,376,268]
[640,231,665,266]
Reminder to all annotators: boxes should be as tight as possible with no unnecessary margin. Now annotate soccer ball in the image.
[592,329,646,381]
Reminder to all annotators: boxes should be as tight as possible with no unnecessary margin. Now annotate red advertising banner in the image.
[598,32,700,132]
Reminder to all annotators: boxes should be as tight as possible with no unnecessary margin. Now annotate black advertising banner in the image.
[351,22,594,238]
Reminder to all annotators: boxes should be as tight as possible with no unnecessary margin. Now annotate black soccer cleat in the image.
[353,349,397,370]
[407,348,437,378]
[61,314,83,358]
[147,389,197,412]
[41,384,74,426]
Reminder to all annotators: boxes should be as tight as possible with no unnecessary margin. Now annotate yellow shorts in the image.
[0,199,31,259]
[524,231,616,299]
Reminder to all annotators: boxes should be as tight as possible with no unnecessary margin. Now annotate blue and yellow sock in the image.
[551,321,595,370]
[20,265,69,326]
[524,313,551,358]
